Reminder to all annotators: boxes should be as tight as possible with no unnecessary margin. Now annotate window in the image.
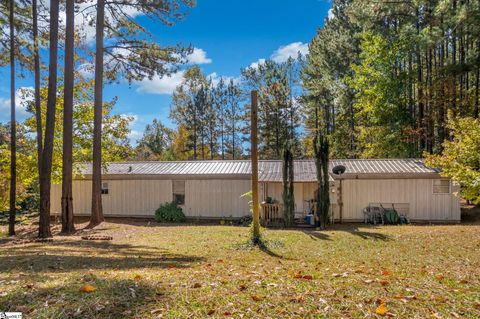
[433,179,450,194]
[101,182,109,195]
[173,180,185,205]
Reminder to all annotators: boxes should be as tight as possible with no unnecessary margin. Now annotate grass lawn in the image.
[0,221,479,318]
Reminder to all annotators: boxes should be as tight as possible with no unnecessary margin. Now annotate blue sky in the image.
[0,0,331,143]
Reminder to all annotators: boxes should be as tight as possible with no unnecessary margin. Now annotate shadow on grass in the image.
[258,241,284,259]
[0,276,167,318]
[302,224,392,241]
[0,240,204,273]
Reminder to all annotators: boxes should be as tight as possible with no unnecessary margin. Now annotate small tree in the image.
[313,130,330,230]
[425,115,480,204]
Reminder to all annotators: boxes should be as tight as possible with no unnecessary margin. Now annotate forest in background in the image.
[1,0,479,218]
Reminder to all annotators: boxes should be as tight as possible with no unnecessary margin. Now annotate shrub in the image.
[155,202,186,223]
[239,215,252,227]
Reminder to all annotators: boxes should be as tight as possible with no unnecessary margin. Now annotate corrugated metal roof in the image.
[75,159,439,182]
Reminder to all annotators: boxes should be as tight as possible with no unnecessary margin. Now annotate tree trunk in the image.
[282,144,294,227]
[314,131,330,230]
[348,98,355,158]
[90,0,105,227]
[193,108,197,160]
[475,37,480,118]
[32,0,43,171]
[39,0,60,238]
[232,111,236,160]
[452,0,457,115]
[61,0,75,234]
[221,119,225,159]
[8,0,16,236]
[437,21,446,150]
[475,65,479,118]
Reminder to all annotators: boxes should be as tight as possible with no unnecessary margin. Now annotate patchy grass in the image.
[0,221,479,318]
[0,211,39,226]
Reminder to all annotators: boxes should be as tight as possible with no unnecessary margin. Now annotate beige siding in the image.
[341,179,461,222]
[51,179,172,217]
[184,179,250,218]
[50,177,460,222]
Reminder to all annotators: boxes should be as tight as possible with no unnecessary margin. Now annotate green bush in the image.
[239,215,252,227]
[155,202,186,223]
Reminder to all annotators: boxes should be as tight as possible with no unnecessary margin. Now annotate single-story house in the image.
[50,159,461,223]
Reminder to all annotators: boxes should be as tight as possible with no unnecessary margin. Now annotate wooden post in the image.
[251,91,260,241]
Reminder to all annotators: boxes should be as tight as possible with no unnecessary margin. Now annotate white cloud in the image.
[128,130,142,141]
[50,0,142,44]
[77,63,94,78]
[185,48,212,65]
[0,87,34,122]
[271,42,309,63]
[327,8,335,20]
[247,42,309,70]
[120,113,139,125]
[206,72,240,86]
[135,70,185,95]
[249,58,266,69]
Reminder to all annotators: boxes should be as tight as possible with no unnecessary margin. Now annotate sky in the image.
[0,0,331,144]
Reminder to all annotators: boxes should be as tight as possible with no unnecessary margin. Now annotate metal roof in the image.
[75,159,440,182]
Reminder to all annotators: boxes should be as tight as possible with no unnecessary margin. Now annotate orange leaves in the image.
[238,284,247,291]
[294,274,313,280]
[251,295,263,302]
[378,279,389,286]
[79,284,96,292]
[382,270,393,276]
[289,295,305,303]
[293,271,313,280]
[375,303,387,316]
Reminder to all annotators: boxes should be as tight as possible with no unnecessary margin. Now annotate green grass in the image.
[0,211,39,226]
[0,221,479,318]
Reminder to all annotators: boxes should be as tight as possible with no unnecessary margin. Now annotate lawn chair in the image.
[363,204,385,225]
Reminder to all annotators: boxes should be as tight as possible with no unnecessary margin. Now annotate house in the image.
[49,159,461,223]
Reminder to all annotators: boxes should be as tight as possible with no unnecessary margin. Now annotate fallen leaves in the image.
[251,295,263,302]
[393,294,417,303]
[293,271,313,280]
[192,283,202,288]
[79,284,96,292]
[238,284,247,291]
[375,303,387,316]
[378,279,389,286]
[435,274,445,281]
[382,270,393,276]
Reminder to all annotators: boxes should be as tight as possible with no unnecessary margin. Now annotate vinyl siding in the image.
[50,177,460,222]
[341,179,461,222]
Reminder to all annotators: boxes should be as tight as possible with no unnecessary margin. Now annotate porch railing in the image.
[260,203,283,226]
